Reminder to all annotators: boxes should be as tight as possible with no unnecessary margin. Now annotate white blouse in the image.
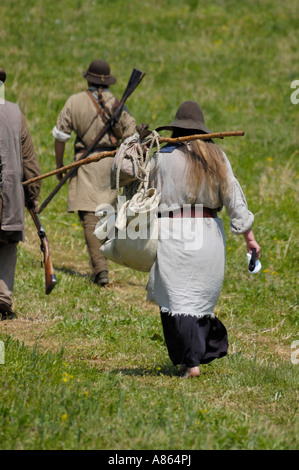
[149,144,254,234]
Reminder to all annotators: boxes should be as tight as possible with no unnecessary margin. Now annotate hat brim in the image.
[82,71,116,86]
[155,121,212,135]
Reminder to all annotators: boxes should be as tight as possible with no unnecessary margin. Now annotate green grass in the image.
[0,0,298,450]
[0,335,298,450]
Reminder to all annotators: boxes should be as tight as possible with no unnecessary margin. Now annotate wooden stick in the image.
[23,151,117,186]
[158,130,245,143]
[23,130,244,186]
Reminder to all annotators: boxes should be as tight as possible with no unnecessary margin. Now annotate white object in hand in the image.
[247,252,262,274]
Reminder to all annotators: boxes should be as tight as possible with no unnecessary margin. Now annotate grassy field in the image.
[0,0,298,451]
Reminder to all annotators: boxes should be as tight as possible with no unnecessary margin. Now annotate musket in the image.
[28,204,58,295]
[23,130,245,186]
[37,68,145,214]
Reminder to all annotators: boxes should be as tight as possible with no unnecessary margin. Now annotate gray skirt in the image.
[147,217,226,318]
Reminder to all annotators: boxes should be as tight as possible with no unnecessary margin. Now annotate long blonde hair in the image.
[182,139,229,202]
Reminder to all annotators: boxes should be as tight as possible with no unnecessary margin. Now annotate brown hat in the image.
[82,60,116,86]
[156,101,212,134]
[0,68,6,84]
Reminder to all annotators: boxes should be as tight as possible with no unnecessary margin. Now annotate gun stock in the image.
[29,207,58,295]
[37,67,145,214]
[112,68,145,123]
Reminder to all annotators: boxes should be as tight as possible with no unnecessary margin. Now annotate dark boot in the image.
[0,302,17,320]
[94,270,109,287]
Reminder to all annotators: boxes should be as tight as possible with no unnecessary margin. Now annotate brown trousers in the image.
[78,211,108,276]
[0,241,18,308]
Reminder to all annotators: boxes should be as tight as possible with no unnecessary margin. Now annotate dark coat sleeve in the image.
[21,113,41,203]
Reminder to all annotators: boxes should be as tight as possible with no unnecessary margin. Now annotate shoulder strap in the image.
[86,90,119,146]
[86,90,108,122]
[74,92,102,150]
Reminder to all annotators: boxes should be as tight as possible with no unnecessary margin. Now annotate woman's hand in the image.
[243,228,261,258]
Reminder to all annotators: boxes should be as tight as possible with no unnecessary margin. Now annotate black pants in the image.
[160,310,229,367]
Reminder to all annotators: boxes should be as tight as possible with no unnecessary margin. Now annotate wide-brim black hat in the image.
[83,60,116,86]
[156,101,212,134]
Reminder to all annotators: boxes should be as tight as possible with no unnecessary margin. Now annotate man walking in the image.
[0,68,41,320]
[52,60,136,286]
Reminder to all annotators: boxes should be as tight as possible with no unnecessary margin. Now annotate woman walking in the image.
[146,101,261,378]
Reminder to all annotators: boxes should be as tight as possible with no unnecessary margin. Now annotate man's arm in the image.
[54,139,66,181]
[52,97,73,181]
[119,107,137,140]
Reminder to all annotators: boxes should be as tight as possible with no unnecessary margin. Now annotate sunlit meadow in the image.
[0,0,298,450]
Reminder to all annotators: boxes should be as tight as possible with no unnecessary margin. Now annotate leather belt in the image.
[158,206,217,218]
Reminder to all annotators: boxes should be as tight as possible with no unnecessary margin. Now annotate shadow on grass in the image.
[109,361,224,379]
[55,266,91,280]
[110,363,181,378]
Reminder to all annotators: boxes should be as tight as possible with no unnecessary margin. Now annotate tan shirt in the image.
[53,87,136,212]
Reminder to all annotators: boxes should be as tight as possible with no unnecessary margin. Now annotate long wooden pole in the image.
[23,151,116,186]
[23,130,244,186]
[158,130,244,143]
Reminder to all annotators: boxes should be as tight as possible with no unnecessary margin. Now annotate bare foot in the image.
[181,366,200,379]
